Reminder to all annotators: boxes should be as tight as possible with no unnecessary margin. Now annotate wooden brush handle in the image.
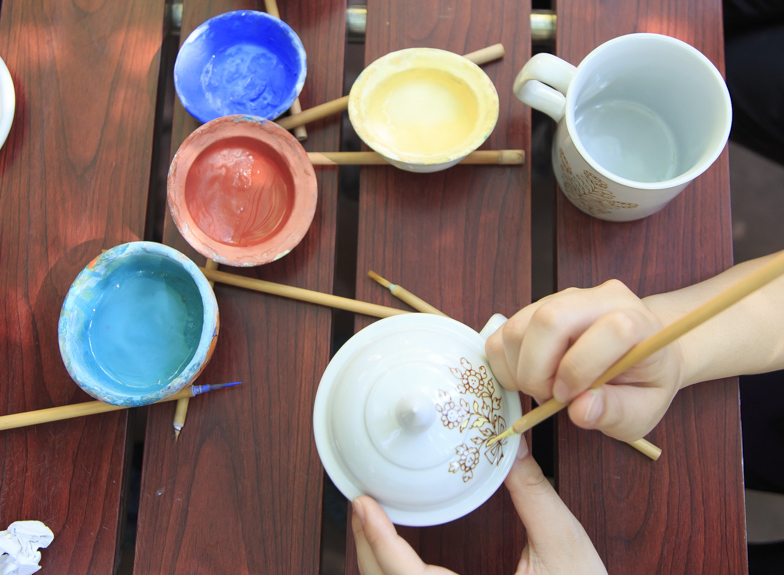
[200,267,410,319]
[0,387,193,432]
[307,150,524,166]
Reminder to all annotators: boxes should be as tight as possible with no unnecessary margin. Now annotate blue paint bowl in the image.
[174,10,307,124]
[58,242,220,407]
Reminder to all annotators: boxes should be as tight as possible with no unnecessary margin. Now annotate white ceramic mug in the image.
[514,33,732,222]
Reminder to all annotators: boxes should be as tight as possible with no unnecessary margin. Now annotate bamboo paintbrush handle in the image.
[288,98,308,141]
[494,250,784,457]
[277,43,505,131]
[199,267,410,319]
[307,150,525,166]
[462,43,505,65]
[277,96,350,131]
[263,0,307,140]
[0,387,194,432]
[388,285,449,316]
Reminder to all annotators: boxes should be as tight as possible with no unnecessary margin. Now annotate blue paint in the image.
[59,242,220,407]
[86,257,203,393]
[174,11,307,124]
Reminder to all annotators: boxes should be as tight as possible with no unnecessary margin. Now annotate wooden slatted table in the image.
[0,0,747,573]
[0,1,165,572]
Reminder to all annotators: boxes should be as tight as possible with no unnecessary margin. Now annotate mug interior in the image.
[566,34,731,186]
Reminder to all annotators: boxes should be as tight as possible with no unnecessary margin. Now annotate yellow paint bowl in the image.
[348,48,499,173]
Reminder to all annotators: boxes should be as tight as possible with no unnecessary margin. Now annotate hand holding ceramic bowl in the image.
[349,48,500,173]
[313,313,522,526]
[167,115,318,267]
[58,242,219,407]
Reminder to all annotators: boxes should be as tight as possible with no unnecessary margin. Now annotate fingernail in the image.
[516,435,529,460]
[553,379,568,403]
[352,498,366,526]
[584,390,604,425]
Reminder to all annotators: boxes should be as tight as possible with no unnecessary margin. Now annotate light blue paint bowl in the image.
[58,242,220,407]
[174,10,307,124]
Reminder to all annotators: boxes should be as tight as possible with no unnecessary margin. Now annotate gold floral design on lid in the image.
[559,148,639,215]
[435,358,506,482]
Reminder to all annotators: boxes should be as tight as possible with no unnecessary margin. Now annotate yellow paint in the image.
[364,68,480,157]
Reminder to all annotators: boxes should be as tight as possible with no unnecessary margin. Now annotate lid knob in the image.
[395,391,436,432]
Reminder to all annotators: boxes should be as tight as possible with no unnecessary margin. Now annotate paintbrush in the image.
[173,258,219,441]
[0,382,242,432]
[263,0,307,141]
[489,249,784,458]
[367,271,448,316]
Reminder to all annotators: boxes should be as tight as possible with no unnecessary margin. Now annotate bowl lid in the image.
[313,314,521,526]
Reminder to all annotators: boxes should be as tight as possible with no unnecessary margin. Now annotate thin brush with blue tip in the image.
[173,382,242,441]
[0,381,243,432]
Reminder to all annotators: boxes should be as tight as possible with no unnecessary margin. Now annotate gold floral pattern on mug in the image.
[559,148,639,216]
[435,358,506,482]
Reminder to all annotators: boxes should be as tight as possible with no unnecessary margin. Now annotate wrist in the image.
[641,294,695,391]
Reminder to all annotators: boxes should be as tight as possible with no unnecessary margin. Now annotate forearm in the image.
[643,252,784,388]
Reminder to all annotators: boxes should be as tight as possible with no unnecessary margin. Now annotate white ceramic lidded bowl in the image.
[313,313,522,526]
[348,48,499,173]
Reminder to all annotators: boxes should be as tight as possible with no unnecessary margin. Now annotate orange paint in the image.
[184,137,294,246]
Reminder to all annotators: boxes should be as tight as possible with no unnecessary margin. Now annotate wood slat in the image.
[132,1,345,573]
[345,1,532,573]
[554,1,748,573]
[0,0,165,572]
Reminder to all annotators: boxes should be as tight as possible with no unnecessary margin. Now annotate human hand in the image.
[485,280,685,442]
[351,437,607,575]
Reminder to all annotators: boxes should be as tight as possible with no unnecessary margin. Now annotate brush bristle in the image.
[368,270,393,288]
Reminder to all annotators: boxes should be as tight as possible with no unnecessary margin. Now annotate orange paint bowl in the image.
[167,115,318,266]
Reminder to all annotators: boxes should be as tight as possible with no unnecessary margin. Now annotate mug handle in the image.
[478,313,508,341]
[513,53,577,122]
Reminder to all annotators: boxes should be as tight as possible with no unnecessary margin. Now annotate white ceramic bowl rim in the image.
[348,47,500,166]
[564,33,732,190]
[0,56,15,149]
[313,313,522,526]
[58,242,219,407]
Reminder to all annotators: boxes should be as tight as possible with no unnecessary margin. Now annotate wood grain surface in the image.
[345,1,532,573]
[553,1,748,573]
[132,1,345,573]
[0,0,164,572]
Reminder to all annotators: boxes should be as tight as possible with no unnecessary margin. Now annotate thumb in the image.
[505,437,606,573]
[352,496,443,575]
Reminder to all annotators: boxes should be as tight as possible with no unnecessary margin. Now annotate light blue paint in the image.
[59,242,220,407]
[86,261,203,393]
[174,11,307,124]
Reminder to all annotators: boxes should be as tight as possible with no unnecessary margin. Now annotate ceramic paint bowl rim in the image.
[0,56,15,150]
[167,115,318,267]
[313,314,522,527]
[348,47,500,167]
[174,10,307,124]
[58,242,220,407]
